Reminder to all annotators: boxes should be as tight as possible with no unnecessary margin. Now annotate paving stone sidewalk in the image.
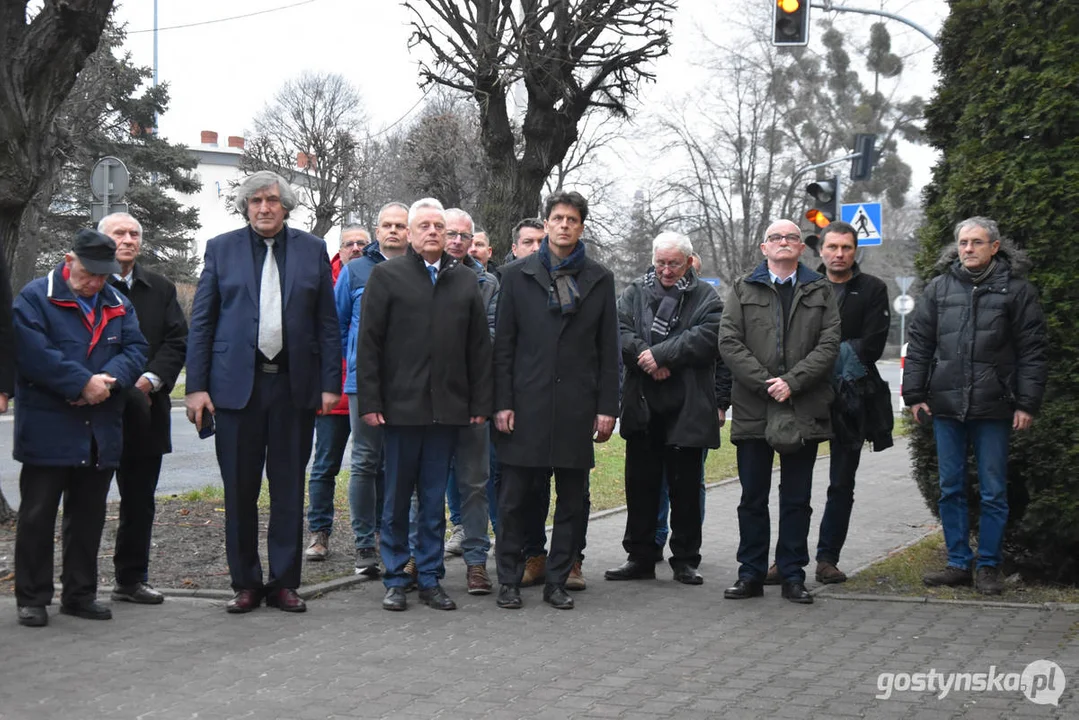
[1,438,1076,720]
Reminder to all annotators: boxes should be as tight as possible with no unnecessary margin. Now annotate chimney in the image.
[200,130,218,146]
[227,135,245,150]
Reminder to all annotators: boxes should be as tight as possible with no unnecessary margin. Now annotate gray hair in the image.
[377,201,409,223]
[652,231,693,258]
[445,208,474,233]
[408,197,445,225]
[235,171,298,217]
[341,222,369,236]
[954,216,1001,245]
[97,212,142,236]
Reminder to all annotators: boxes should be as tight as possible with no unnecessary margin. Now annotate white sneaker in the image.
[445,525,465,556]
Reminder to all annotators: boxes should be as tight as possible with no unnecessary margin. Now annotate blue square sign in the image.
[840,202,882,246]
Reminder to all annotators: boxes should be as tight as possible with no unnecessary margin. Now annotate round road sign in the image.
[893,294,915,316]
[90,156,130,201]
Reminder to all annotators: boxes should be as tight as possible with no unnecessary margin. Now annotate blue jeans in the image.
[347,395,385,550]
[735,439,818,583]
[815,443,863,564]
[455,422,491,565]
[307,414,351,534]
[933,417,1011,569]
[448,423,498,539]
[655,451,708,547]
[381,425,457,590]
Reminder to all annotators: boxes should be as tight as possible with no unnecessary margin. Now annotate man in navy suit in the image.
[185,171,342,614]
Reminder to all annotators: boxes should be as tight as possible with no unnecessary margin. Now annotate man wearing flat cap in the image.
[11,229,149,628]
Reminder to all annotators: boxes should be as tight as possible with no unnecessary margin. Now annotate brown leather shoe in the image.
[265,588,307,613]
[304,531,330,561]
[815,561,848,584]
[923,565,972,587]
[467,564,493,595]
[565,560,586,591]
[764,563,781,585]
[225,589,262,614]
[521,555,546,587]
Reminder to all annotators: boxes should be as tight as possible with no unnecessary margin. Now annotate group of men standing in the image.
[2,160,1047,624]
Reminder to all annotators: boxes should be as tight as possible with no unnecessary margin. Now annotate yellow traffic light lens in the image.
[805,209,831,228]
[778,0,800,13]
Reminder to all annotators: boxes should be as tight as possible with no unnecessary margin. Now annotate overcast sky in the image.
[112,0,949,194]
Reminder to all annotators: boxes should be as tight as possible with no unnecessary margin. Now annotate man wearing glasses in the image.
[606,232,726,586]
[719,219,840,604]
[903,216,1046,595]
[303,225,370,562]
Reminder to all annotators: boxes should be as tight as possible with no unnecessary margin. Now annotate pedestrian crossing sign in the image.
[840,202,882,246]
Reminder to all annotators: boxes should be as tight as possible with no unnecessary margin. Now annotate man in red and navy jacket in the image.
[11,229,148,628]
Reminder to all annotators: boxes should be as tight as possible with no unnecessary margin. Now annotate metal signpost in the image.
[894,275,916,348]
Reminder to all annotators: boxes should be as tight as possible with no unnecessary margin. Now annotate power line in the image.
[128,1,319,34]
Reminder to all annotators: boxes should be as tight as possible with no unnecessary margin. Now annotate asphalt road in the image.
[0,361,901,511]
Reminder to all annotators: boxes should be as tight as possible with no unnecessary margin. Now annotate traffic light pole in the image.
[810,1,940,48]
[782,152,860,219]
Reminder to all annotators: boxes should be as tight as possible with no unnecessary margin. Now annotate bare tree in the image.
[0,0,115,523]
[0,0,115,275]
[405,0,674,256]
[242,72,366,238]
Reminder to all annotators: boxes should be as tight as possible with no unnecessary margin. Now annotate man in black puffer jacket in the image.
[903,216,1047,596]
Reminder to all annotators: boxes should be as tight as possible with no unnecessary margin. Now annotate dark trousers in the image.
[815,442,863,565]
[215,371,316,592]
[15,464,113,607]
[497,465,588,587]
[623,424,704,568]
[735,438,818,583]
[113,452,164,586]
[521,471,590,561]
[380,424,457,590]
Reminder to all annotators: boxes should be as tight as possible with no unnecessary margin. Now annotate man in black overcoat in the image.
[100,212,188,604]
[493,191,620,611]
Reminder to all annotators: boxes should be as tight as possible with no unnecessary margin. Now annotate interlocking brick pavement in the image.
[1,438,1076,719]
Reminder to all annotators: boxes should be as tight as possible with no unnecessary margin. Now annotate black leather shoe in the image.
[672,565,704,585]
[418,584,457,610]
[382,587,407,611]
[496,584,522,609]
[723,579,764,599]
[604,559,656,581]
[225,589,262,614]
[112,582,165,605]
[59,599,112,620]
[17,606,48,627]
[265,588,307,613]
[781,580,814,604]
[543,584,574,610]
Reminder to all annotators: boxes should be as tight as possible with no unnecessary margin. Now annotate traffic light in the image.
[805,176,838,229]
[851,133,877,181]
[773,0,810,46]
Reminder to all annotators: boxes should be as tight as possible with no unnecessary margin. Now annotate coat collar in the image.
[747,261,824,287]
[47,262,125,308]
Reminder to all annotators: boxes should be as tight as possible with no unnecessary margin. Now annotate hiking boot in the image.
[304,531,330,561]
[521,555,546,587]
[445,525,465,556]
[565,560,586,591]
[815,561,847,584]
[923,565,972,587]
[404,557,418,592]
[467,564,493,595]
[975,566,1004,596]
[354,547,381,576]
[764,563,781,585]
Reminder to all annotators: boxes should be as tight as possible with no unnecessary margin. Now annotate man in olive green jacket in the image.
[719,219,840,605]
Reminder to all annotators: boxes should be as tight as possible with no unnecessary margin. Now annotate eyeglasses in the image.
[446,231,474,241]
[341,240,367,249]
[655,260,686,271]
[958,239,991,249]
[765,234,803,244]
